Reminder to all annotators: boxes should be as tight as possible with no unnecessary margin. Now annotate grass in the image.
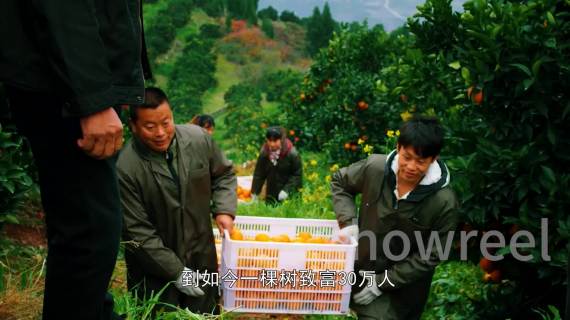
[202,55,241,114]
[0,238,45,320]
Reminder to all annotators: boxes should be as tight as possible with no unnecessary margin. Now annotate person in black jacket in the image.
[0,1,150,319]
[251,126,302,204]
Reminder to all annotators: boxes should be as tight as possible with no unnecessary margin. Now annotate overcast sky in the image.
[258,0,467,31]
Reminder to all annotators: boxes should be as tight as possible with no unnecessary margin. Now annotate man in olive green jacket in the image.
[251,126,302,204]
[331,117,458,320]
[117,88,236,313]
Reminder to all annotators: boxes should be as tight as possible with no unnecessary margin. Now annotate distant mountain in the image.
[258,0,467,31]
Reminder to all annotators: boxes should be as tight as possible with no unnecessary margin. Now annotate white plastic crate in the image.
[237,176,253,189]
[220,216,357,315]
[213,228,222,267]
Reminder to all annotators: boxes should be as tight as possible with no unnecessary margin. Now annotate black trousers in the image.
[6,86,122,320]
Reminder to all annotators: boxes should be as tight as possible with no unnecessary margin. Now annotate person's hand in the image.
[215,214,234,236]
[77,107,123,159]
[334,225,359,244]
[353,270,382,305]
[278,190,288,201]
[174,267,205,297]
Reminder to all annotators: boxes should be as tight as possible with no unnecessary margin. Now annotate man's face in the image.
[267,138,282,151]
[131,102,175,153]
[397,144,436,184]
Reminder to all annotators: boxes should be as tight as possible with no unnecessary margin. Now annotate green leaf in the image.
[448,61,461,70]
[541,165,556,186]
[523,78,535,91]
[2,181,15,193]
[5,214,19,224]
[531,59,542,76]
[562,101,570,119]
[546,12,555,25]
[461,67,471,82]
[545,38,557,49]
[510,63,532,77]
[547,125,556,145]
[391,86,403,95]
[496,246,511,256]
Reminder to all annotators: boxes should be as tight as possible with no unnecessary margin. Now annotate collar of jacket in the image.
[384,149,450,203]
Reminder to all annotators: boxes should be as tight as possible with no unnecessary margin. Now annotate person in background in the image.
[117,87,236,314]
[251,126,302,204]
[191,114,215,135]
[0,0,150,319]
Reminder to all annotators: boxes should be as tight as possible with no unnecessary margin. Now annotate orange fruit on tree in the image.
[289,130,295,136]
[357,101,368,110]
[472,90,483,105]
[479,257,494,273]
[351,145,358,152]
[344,143,351,150]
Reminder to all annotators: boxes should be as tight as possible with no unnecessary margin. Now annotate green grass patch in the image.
[202,55,241,114]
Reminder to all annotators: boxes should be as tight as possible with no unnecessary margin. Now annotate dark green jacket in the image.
[0,0,150,116]
[117,125,236,304]
[331,151,458,319]
[251,139,302,202]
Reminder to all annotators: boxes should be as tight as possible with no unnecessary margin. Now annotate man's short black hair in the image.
[193,114,215,128]
[129,87,169,122]
[266,126,283,140]
[397,115,443,158]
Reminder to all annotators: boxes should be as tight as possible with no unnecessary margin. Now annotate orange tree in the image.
[282,0,569,316]
[283,23,411,165]
[283,20,467,166]
[222,83,270,163]
[445,0,570,315]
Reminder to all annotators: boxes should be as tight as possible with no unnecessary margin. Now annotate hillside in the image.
[142,5,311,121]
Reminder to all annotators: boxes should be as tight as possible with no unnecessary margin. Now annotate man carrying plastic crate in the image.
[117,87,237,314]
[331,116,458,320]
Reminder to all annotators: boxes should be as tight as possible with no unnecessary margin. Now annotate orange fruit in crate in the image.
[307,237,326,244]
[297,231,312,241]
[255,233,270,242]
[230,228,244,241]
[271,234,290,242]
